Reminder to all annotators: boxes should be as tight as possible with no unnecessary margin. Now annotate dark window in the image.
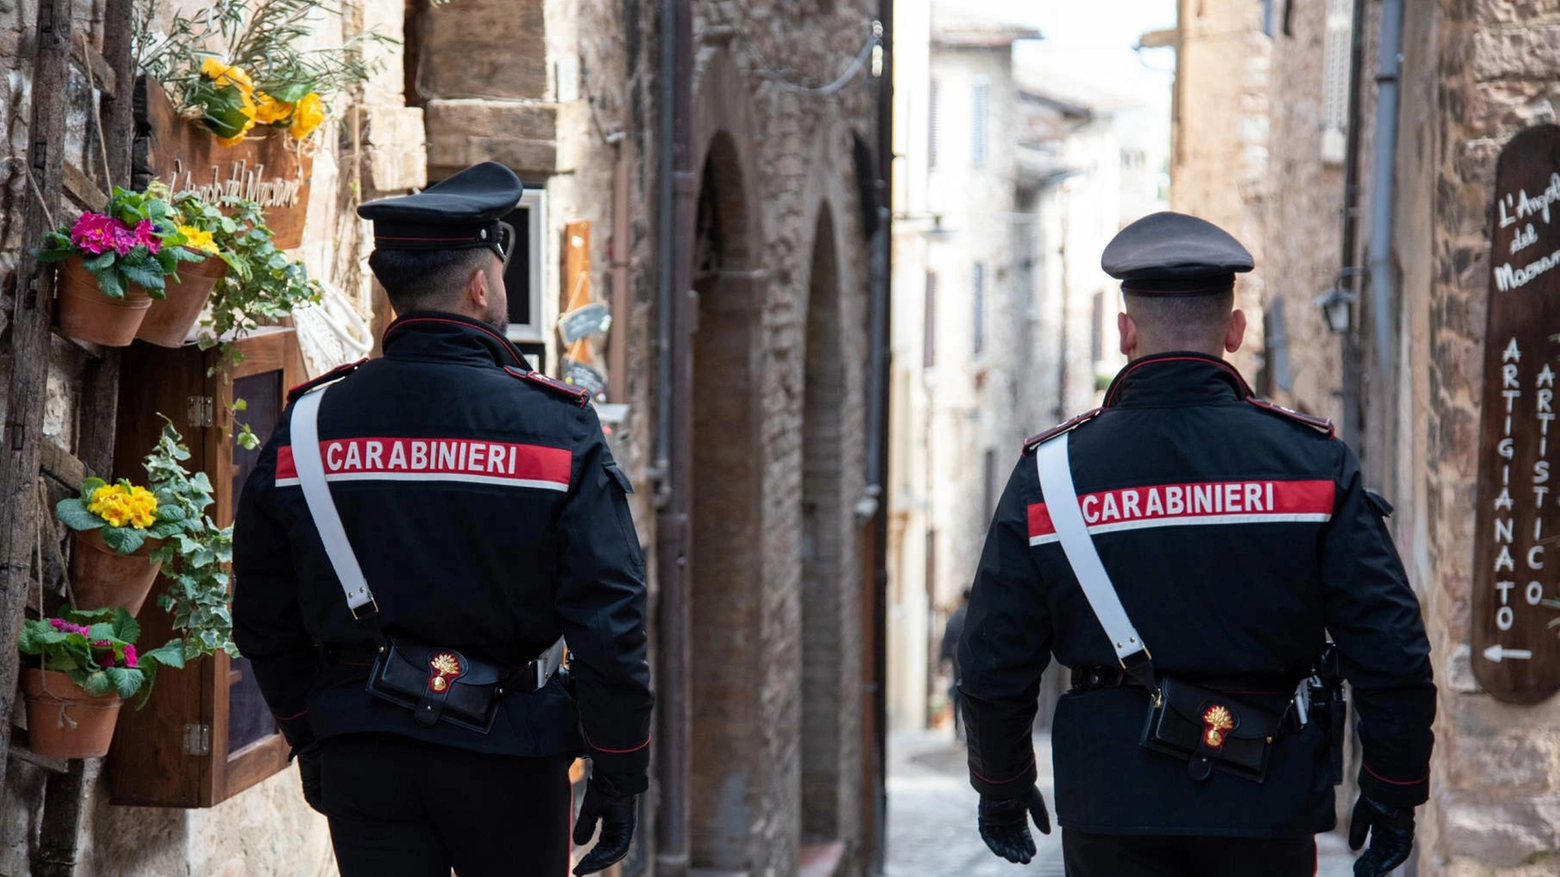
[982,448,998,523]
[972,262,986,357]
[924,272,937,368]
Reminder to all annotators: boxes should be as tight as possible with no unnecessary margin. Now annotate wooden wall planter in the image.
[133,77,313,250]
[106,327,305,806]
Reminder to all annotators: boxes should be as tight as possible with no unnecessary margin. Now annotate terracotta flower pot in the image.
[22,668,123,759]
[54,256,153,347]
[136,250,227,347]
[69,529,163,616]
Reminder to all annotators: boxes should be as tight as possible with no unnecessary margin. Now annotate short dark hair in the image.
[368,248,495,314]
[1123,288,1235,350]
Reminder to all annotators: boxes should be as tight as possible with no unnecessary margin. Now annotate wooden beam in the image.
[69,39,115,99]
[39,438,90,489]
[100,0,135,184]
[34,760,90,876]
[0,0,76,804]
[62,162,108,211]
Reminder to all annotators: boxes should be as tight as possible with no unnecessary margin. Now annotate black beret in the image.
[358,162,523,254]
[1101,211,1253,295]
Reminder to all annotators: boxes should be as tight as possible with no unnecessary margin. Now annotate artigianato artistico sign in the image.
[1474,124,1560,704]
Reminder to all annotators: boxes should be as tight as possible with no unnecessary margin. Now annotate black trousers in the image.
[1062,829,1317,877]
[321,733,572,877]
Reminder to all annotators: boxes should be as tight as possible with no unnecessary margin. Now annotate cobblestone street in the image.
[885,729,1361,877]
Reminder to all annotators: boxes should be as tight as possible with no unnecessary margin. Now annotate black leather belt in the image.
[1069,665,1298,696]
[322,642,559,694]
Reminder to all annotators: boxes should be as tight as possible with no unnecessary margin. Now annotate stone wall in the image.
[1416,1,1560,873]
[1170,0,1270,379]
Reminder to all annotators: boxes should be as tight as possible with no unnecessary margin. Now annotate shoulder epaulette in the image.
[503,366,590,408]
[287,359,368,403]
[1022,408,1104,454]
[1246,397,1335,438]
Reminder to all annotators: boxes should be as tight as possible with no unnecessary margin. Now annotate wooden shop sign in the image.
[1473,124,1560,704]
[132,76,313,250]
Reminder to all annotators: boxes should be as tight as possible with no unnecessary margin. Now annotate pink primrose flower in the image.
[123,644,138,668]
[70,212,125,256]
[48,618,65,629]
[132,220,162,255]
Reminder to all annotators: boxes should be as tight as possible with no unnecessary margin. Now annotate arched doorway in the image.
[800,207,846,843]
[688,130,762,871]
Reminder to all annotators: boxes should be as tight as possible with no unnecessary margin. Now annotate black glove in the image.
[572,776,637,876]
[977,785,1052,864]
[295,742,324,814]
[1349,794,1415,876]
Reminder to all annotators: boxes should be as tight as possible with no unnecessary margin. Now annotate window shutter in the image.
[971,76,989,169]
[1320,0,1355,164]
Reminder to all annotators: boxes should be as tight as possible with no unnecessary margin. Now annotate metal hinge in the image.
[182,723,211,756]
[187,396,215,428]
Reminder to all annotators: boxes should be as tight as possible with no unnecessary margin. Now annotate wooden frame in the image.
[107,328,303,806]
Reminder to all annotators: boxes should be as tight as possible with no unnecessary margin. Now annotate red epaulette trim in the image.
[1246,398,1335,438]
[503,366,590,408]
[1022,408,1104,454]
[286,359,368,402]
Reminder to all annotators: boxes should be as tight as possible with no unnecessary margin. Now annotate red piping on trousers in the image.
[275,709,307,720]
[971,755,1036,785]
[586,734,651,754]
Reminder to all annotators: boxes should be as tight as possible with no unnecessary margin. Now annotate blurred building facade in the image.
[1172,1,1560,873]
[886,1,1163,735]
[0,1,892,875]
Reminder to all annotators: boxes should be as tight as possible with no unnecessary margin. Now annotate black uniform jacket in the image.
[958,352,1435,838]
[233,312,654,792]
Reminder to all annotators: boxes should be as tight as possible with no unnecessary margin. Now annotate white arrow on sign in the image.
[1484,644,1535,663]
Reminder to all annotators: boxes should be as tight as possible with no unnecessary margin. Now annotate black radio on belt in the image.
[365,634,563,734]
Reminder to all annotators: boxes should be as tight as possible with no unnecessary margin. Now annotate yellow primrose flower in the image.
[87,484,159,530]
[289,93,325,140]
[200,57,254,94]
[253,92,294,125]
[178,225,220,254]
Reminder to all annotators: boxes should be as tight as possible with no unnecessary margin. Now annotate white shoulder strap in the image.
[1035,434,1149,665]
[290,386,377,616]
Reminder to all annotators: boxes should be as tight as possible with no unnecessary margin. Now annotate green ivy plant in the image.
[144,418,241,660]
[199,195,322,354]
[19,607,186,705]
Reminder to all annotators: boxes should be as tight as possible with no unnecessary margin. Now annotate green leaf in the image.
[55,498,105,532]
[267,80,315,102]
[81,670,113,698]
[95,268,126,299]
[100,526,146,555]
[85,622,117,643]
[119,259,167,291]
[80,477,107,500]
[82,252,117,272]
[139,640,186,671]
[112,607,140,644]
[104,666,143,699]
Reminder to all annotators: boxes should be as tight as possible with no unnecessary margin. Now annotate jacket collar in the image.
[381,311,530,370]
[1102,351,1253,409]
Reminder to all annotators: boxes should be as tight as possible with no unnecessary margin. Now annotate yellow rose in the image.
[177,225,220,254]
[253,92,294,126]
[289,93,325,140]
[200,57,254,94]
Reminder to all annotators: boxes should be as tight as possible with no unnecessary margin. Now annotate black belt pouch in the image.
[1139,677,1282,783]
[365,635,506,734]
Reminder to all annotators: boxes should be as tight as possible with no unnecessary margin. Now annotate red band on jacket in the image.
[276,437,572,491]
[1363,763,1427,786]
[1028,479,1335,545]
[971,755,1037,785]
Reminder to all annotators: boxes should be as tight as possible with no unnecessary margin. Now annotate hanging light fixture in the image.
[1315,286,1357,334]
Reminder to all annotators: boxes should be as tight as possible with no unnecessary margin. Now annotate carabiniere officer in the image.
[233,162,653,877]
[958,212,1436,877]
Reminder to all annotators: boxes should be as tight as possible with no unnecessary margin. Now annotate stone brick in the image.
[1443,723,1556,795]
[1469,0,1560,25]
[1471,25,1560,81]
[1442,797,1560,868]
[417,0,548,100]
[422,100,559,176]
[362,105,428,192]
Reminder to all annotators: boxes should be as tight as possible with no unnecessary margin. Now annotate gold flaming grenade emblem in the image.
[1201,705,1234,749]
[428,652,463,693]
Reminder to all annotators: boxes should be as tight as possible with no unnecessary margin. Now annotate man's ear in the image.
[1118,311,1137,359]
[1225,308,1248,354]
[465,264,490,313]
